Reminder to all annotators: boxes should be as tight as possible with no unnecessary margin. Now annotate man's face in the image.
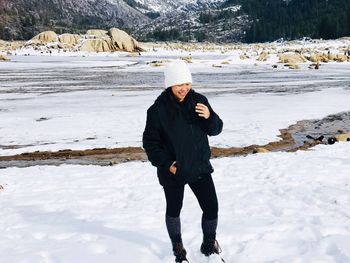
[171,83,192,102]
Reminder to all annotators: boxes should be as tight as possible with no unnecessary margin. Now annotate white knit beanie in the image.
[164,60,192,88]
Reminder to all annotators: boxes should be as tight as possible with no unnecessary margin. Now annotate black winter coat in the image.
[142,87,223,186]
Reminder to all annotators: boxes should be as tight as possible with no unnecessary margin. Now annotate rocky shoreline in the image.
[0,28,144,54]
[1,35,349,70]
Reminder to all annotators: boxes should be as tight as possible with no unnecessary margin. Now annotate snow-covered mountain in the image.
[119,0,228,14]
[132,1,248,43]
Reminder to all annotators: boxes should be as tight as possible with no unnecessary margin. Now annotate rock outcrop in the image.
[109,28,144,52]
[58,34,81,47]
[24,28,144,53]
[278,54,307,64]
[306,52,349,63]
[79,39,113,52]
[29,31,59,45]
[0,40,24,51]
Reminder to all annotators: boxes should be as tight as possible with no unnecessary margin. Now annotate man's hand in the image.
[169,161,177,175]
[195,103,210,119]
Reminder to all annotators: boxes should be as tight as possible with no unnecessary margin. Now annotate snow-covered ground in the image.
[1,143,350,262]
[1,40,350,262]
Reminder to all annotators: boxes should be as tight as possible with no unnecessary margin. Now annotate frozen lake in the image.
[1,55,350,93]
[1,55,350,156]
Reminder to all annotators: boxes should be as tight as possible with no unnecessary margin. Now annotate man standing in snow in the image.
[142,60,224,262]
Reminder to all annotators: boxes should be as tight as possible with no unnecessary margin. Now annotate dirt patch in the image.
[0,147,144,161]
[0,125,305,166]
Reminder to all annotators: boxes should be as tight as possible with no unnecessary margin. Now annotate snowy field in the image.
[1,143,350,262]
[1,42,350,262]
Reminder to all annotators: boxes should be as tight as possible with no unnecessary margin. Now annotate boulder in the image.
[335,132,350,141]
[334,54,348,62]
[257,52,269,61]
[239,54,249,60]
[59,34,81,46]
[0,54,10,61]
[79,39,113,52]
[327,53,336,61]
[309,54,319,63]
[278,54,307,64]
[253,147,270,153]
[86,29,108,37]
[309,53,329,63]
[108,28,144,52]
[29,31,58,44]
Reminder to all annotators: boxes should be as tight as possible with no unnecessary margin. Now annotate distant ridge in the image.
[0,0,349,43]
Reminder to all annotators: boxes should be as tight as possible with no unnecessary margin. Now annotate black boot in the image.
[171,235,188,263]
[200,235,222,256]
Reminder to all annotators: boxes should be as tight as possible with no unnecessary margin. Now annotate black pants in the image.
[163,174,218,220]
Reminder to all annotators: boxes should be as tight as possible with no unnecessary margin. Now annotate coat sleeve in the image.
[142,107,174,171]
[200,97,223,136]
